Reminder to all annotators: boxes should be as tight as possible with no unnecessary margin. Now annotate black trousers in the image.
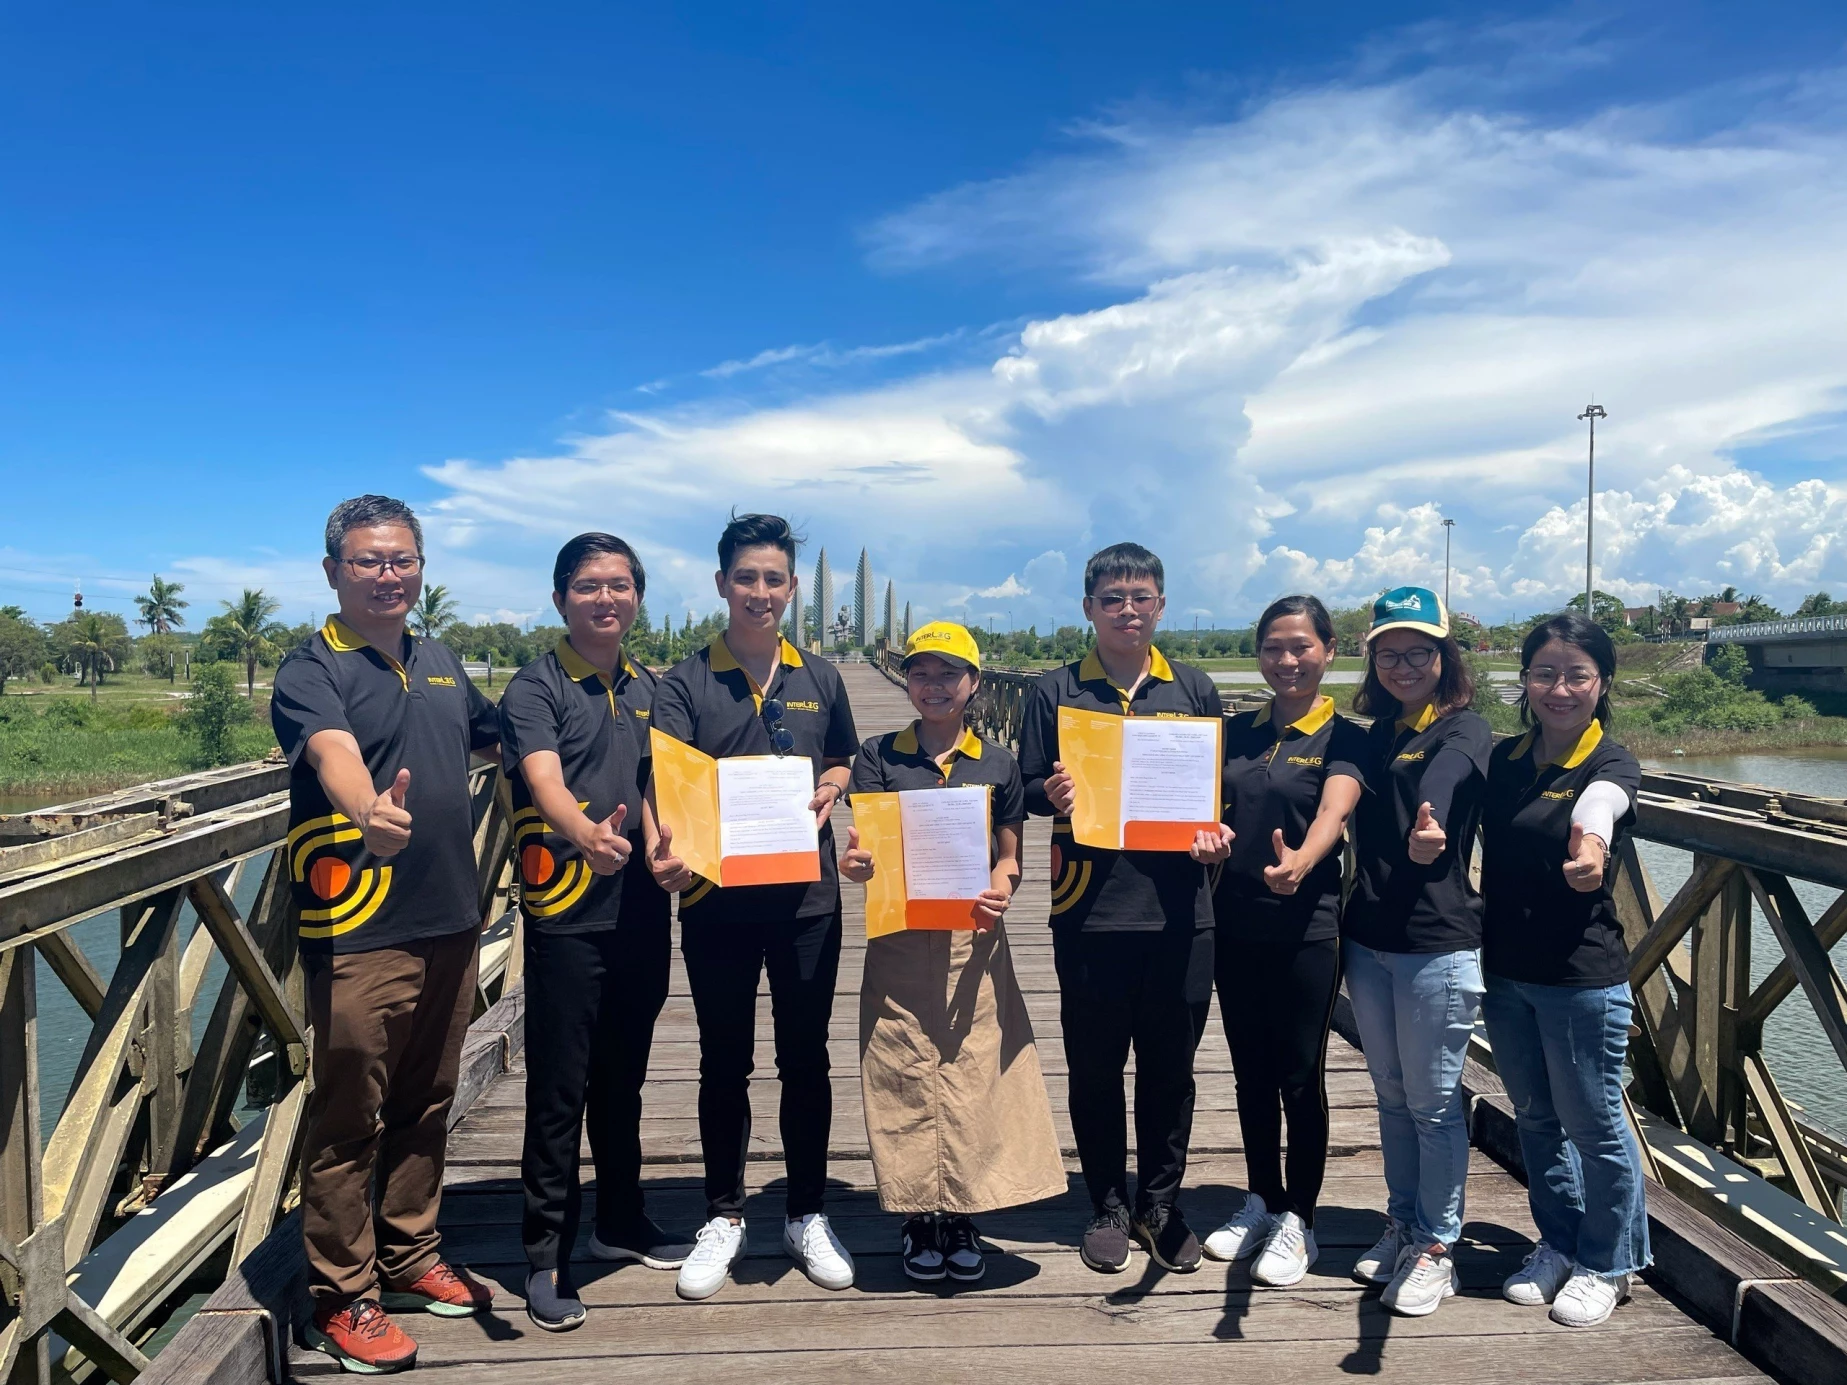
[681,908,843,1220]
[1052,925,1214,1215]
[520,921,671,1269]
[1213,932,1341,1226]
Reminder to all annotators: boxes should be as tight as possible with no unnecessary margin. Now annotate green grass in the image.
[0,687,278,797]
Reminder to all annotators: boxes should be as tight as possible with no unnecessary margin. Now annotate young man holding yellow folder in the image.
[839,622,1064,1286]
[1017,543,1230,1275]
[644,514,858,1302]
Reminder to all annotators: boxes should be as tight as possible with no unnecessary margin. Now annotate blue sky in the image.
[4,2,1847,633]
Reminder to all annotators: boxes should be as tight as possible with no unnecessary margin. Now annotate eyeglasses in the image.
[568,579,635,598]
[760,698,796,756]
[341,554,423,578]
[1523,667,1601,691]
[1373,646,1437,671]
[1092,592,1160,614]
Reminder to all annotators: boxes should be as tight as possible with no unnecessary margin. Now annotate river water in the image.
[11,752,1847,1138]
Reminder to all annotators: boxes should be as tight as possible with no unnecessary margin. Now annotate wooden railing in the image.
[0,759,516,1383]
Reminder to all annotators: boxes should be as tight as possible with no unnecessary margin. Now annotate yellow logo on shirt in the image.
[783,699,822,712]
[1396,750,1425,762]
[633,707,650,718]
[1287,755,1323,766]
[1541,788,1577,800]
[425,675,457,687]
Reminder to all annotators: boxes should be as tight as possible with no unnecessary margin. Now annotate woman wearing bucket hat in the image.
[1343,586,1492,1318]
[839,622,1065,1286]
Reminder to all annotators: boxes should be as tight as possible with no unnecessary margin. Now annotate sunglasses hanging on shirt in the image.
[760,697,796,756]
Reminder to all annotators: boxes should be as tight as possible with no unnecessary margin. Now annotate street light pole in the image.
[1578,403,1607,619]
[1440,518,1455,612]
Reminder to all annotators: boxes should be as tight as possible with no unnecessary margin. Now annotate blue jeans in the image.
[1481,974,1651,1276]
[1342,941,1483,1248]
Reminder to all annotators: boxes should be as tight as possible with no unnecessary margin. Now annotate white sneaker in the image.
[1251,1212,1318,1287]
[1202,1193,1273,1263]
[1381,1242,1459,1317]
[784,1213,856,1290]
[1503,1241,1574,1306]
[1352,1218,1409,1285]
[1549,1267,1630,1327]
[675,1217,746,1301]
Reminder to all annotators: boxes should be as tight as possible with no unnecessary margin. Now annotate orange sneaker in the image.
[305,1298,419,1375]
[380,1260,494,1317]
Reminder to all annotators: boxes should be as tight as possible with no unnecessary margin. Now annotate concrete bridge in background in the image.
[1710,614,1847,697]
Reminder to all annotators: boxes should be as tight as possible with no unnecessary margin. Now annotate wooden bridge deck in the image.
[290,665,1768,1383]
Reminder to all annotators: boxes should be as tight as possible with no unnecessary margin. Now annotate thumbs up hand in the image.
[1562,822,1607,893]
[840,825,876,883]
[362,769,414,856]
[1263,827,1307,895]
[648,822,695,892]
[1407,801,1446,865]
[578,803,632,875]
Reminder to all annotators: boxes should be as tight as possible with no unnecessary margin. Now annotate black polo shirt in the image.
[651,634,858,920]
[1481,722,1642,987]
[1018,647,1223,933]
[849,722,1027,829]
[271,617,499,955]
[498,639,651,935]
[1344,706,1492,954]
[1214,697,1368,943]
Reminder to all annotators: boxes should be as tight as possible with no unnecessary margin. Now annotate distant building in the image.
[902,601,912,642]
[813,550,835,650]
[1623,606,1653,627]
[882,580,896,645]
[853,548,873,646]
[788,573,804,650]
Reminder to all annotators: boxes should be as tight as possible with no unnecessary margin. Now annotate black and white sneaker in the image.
[589,1214,696,1270]
[901,1215,947,1282]
[941,1216,986,1283]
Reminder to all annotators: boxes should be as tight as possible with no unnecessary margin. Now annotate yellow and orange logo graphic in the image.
[515,803,595,918]
[288,813,394,940]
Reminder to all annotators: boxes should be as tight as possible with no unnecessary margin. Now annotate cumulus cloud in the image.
[422,29,1847,628]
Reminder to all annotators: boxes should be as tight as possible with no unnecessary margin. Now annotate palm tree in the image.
[66,612,119,703]
[135,575,189,634]
[214,589,284,697]
[411,584,459,639]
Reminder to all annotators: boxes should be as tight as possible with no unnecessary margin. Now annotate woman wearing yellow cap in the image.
[840,621,1065,1286]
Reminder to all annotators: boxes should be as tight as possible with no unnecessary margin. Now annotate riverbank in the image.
[0,689,276,798]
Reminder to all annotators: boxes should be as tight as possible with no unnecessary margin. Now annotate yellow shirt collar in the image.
[893,721,984,761]
[555,637,639,688]
[1512,719,1604,769]
[1254,694,1335,737]
[1396,702,1439,733]
[1078,644,1174,690]
[322,616,409,689]
[708,633,804,678]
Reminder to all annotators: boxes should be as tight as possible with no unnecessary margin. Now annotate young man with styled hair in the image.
[273,495,501,1374]
[645,513,860,1302]
[1017,542,1231,1277]
[497,533,693,1332]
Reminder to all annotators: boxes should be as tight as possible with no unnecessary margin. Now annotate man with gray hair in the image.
[272,495,502,1373]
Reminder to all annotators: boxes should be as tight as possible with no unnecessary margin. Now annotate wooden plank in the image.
[1742,887,1847,1028]
[1735,1279,1847,1385]
[1749,870,1847,1082]
[187,874,303,1052]
[130,1312,269,1385]
[1741,1052,1837,1218]
[31,932,105,1019]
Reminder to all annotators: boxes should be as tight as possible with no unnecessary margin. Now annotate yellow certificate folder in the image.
[1057,707,1223,851]
[650,730,822,888]
[854,789,992,939]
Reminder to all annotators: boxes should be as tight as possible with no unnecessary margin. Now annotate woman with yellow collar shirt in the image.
[1479,613,1647,1329]
[839,623,1065,1287]
[1200,597,1365,1288]
[1341,586,1492,1319]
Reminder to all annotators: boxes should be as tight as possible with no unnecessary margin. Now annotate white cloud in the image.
[421,35,1847,626]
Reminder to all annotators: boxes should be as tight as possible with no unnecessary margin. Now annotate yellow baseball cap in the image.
[902,620,981,672]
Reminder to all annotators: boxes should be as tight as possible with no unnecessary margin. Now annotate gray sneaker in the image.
[1353,1218,1409,1285]
[1381,1242,1459,1317]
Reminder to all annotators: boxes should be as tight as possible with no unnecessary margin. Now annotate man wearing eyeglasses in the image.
[495,532,694,1333]
[644,513,859,1301]
[271,495,501,1374]
[1017,542,1229,1278]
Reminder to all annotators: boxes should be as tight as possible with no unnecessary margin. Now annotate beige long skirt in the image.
[859,922,1067,1215]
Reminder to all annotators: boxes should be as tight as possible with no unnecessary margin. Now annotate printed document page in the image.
[897,787,991,899]
[1120,718,1219,825]
[717,756,819,857]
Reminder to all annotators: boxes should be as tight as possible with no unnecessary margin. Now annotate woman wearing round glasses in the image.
[1342,586,1492,1318]
[1478,613,1647,1328]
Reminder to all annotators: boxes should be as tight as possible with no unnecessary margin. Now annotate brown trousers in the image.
[301,928,478,1306]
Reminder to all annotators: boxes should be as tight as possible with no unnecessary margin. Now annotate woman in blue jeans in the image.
[1343,586,1491,1318]
[1479,613,1649,1327]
